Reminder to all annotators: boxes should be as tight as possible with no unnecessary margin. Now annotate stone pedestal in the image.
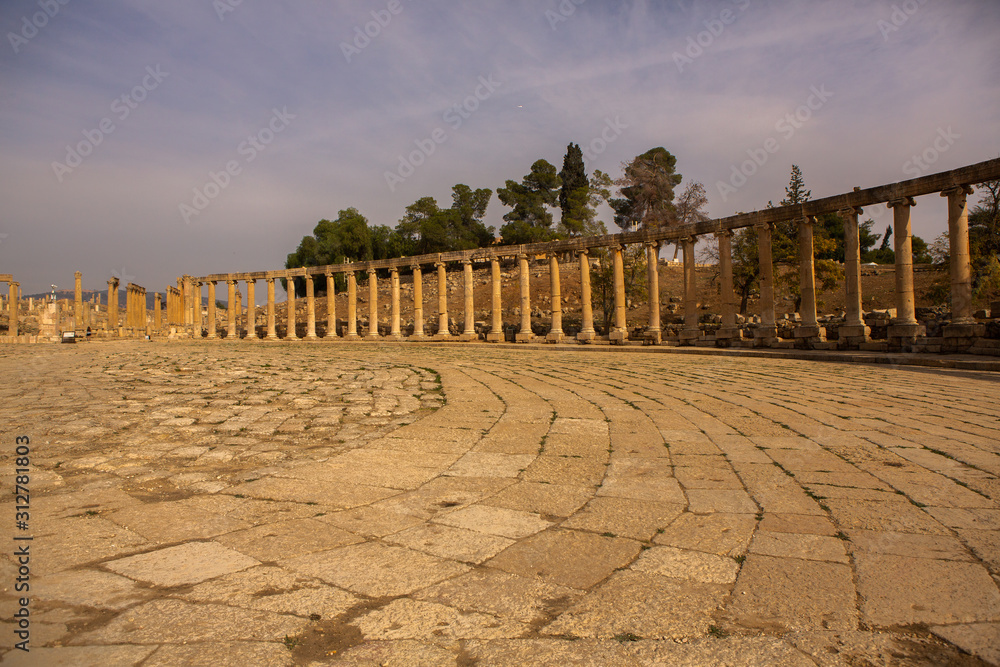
[942,322,985,353]
[837,323,871,349]
[887,322,925,350]
[752,325,779,348]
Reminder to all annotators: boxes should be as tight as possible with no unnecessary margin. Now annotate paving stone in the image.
[0,646,157,667]
[931,622,1000,665]
[103,541,260,586]
[486,529,641,590]
[356,598,525,641]
[562,497,685,541]
[140,642,294,667]
[109,500,251,543]
[855,553,1000,626]
[632,545,740,584]
[387,522,514,564]
[434,503,553,538]
[726,554,857,632]
[32,515,149,574]
[686,488,759,513]
[654,512,758,556]
[415,568,582,624]
[481,481,593,516]
[71,598,307,644]
[33,570,149,610]
[543,570,729,639]
[214,517,363,561]
[748,530,849,563]
[282,542,470,596]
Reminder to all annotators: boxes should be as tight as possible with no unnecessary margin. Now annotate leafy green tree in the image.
[397,185,494,255]
[498,159,561,244]
[610,147,682,231]
[558,143,590,236]
[970,180,1000,302]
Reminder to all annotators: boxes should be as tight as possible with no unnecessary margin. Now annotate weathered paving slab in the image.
[2,340,1000,665]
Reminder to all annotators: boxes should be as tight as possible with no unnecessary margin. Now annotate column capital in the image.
[265,276,274,284]
[838,206,864,217]
[644,240,661,249]
[887,196,916,209]
[753,221,772,232]
[461,258,472,266]
[796,215,816,227]
[577,247,590,257]
[434,260,447,268]
[389,266,399,275]
[226,278,236,285]
[366,267,376,275]
[940,184,974,198]
[714,229,733,239]
[516,253,528,260]
[410,263,422,271]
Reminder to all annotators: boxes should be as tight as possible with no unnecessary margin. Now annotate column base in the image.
[887,322,925,350]
[545,331,565,343]
[286,335,300,341]
[678,327,700,345]
[943,323,986,338]
[715,327,744,340]
[838,324,870,339]
[264,334,279,341]
[752,325,778,348]
[459,332,477,342]
[515,332,535,343]
[385,333,404,341]
[608,329,627,344]
[643,329,661,345]
[576,330,596,344]
[486,331,503,343]
[434,333,453,341]
[365,334,381,341]
[793,325,825,339]
[305,332,318,340]
[410,332,426,340]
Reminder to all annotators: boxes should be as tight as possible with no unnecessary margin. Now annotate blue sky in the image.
[1,0,998,295]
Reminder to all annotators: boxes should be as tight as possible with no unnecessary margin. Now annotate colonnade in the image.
[176,159,995,351]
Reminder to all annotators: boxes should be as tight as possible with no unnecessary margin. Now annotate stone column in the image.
[207,282,217,338]
[679,237,700,345]
[246,280,257,339]
[609,245,627,344]
[887,197,924,346]
[645,243,661,345]
[74,271,83,330]
[389,268,402,340]
[154,292,161,332]
[366,268,380,340]
[794,217,825,344]
[108,278,119,332]
[943,185,976,325]
[435,262,450,339]
[286,275,299,340]
[326,273,337,338]
[345,271,359,339]
[839,207,870,345]
[265,278,278,340]
[486,258,503,342]
[305,274,318,339]
[753,223,778,346]
[460,260,476,341]
[188,277,199,338]
[515,253,533,342]
[124,285,132,330]
[411,265,425,338]
[715,230,740,343]
[578,249,596,343]
[227,279,237,339]
[9,282,18,337]
[546,254,564,343]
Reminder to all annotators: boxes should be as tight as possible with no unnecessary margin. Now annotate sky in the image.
[1,0,998,297]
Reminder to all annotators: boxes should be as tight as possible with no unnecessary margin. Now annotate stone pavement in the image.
[1,341,999,666]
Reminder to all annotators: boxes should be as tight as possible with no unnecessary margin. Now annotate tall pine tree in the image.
[558,143,589,236]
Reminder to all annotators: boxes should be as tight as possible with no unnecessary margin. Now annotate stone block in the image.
[943,323,986,338]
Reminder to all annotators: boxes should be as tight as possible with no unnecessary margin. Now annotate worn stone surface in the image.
[1,341,998,665]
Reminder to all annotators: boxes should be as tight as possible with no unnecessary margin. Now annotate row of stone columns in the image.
[125,283,147,331]
[175,184,978,348]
